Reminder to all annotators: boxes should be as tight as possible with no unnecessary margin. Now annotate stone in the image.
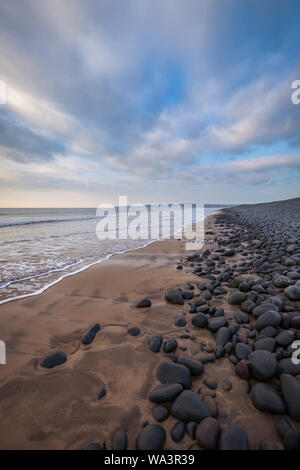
[98,387,106,400]
[280,374,300,421]
[255,311,281,331]
[284,285,300,301]
[156,362,192,389]
[83,442,104,450]
[192,313,208,328]
[261,326,277,337]
[149,383,183,403]
[219,424,248,450]
[149,334,163,353]
[235,360,250,380]
[195,417,220,450]
[252,303,279,319]
[291,316,300,330]
[163,338,178,353]
[275,330,295,348]
[153,405,169,422]
[136,424,166,450]
[82,323,101,345]
[228,291,246,305]
[112,430,127,450]
[202,395,218,418]
[234,311,250,324]
[248,350,277,381]
[40,351,67,369]
[203,378,217,390]
[128,326,140,336]
[273,415,299,450]
[177,356,204,376]
[207,317,227,332]
[254,337,275,352]
[172,390,210,422]
[174,317,186,327]
[273,275,293,289]
[251,383,286,414]
[235,343,251,360]
[185,421,197,440]
[241,299,255,314]
[171,421,185,442]
[278,358,300,376]
[136,298,151,308]
[215,327,230,347]
[182,290,194,300]
[165,289,184,305]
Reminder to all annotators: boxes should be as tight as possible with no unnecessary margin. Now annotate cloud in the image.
[0,0,299,205]
[192,154,300,185]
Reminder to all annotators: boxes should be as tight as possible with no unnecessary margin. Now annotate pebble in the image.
[156,362,192,389]
[255,311,281,331]
[83,442,104,450]
[112,430,127,450]
[172,390,211,422]
[185,421,197,440]
[149,383,183,403]
[219,424,248,450]
[191,313,208,328]
[254,337,275,352]
[40,351,67,369]
[149,334,163,353]
[284,285,300,301]
[177,355,204,376]
[251,383,286,414]
[128,326,140,336]
[153,405,169,422]
[136,298,151,308]
[97,386,106,400]
[82,323,101,345]
[171,421,185,442]
[280,374,300,421]
[207,317,228,332]
[174,317,187,327]
[195,417,220,450]
[163,338,178,353]
[273,415,299,450]
[165,288,184,305]
[248,350,278,381]
[203,378,217,390]
[235,343,251,360]
[136,424,166,450]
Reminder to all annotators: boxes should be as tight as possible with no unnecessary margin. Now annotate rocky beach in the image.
[0,197,300,450]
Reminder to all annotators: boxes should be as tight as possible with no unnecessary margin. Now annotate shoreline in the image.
[0,200,299,450]
[0,209,220,306]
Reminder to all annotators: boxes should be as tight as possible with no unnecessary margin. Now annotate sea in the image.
[0,204,227,304]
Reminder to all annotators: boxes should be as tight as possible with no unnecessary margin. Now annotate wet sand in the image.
[0,215,286,449]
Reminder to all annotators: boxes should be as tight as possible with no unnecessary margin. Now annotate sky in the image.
[0,0,300,207]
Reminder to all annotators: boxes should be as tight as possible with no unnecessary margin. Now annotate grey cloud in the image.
[0,113,66,162]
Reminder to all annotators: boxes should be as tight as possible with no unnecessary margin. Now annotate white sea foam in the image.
[0,206,223,304]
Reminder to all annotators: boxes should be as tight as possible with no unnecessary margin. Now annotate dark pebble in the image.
[40,351,67,369]
[82,323,101,345]
[136,424,166,450]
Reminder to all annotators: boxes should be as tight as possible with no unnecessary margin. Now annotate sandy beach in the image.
[1,204,299,450]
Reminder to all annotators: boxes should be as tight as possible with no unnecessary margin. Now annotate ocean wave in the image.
[0,215,103,228]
